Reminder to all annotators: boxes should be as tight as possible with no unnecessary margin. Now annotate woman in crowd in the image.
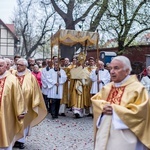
[32,64,42,88]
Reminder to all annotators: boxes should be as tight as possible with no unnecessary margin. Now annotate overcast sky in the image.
[0,0,17,23]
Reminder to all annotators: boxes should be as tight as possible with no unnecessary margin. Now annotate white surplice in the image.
[46,68,67,99]
[41,67,51,95]
[141,76,150,95]
[90,69,110,94]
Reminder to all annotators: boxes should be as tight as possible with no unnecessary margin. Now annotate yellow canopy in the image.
[51,29,99,47]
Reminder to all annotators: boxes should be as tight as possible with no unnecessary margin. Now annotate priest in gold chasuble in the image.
[59,66,71,116]
[91,56,150,150]
[0,59,25,149]
[12,58,47,149]
[69,52,91,118]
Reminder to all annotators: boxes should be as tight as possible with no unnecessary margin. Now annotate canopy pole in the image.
[84,40,87,55]
[56,44,60,95]
[56,35,60,95]
[96,30,100,92]
[50,33,53,60]
[58,41,60,63]
[96,30,99,62]
[58,26,61,62]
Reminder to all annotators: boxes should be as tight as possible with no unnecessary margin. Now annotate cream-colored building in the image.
[0,19,18,58]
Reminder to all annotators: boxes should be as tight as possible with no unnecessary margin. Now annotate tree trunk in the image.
[60,43,82,61]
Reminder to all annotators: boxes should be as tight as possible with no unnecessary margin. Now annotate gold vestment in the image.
[60,67,71,105]
[0,71,25,147]
[13,70,47,129]
[91,75,150,149]
[69,66,90,108]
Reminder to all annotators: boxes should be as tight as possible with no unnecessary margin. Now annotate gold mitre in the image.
[77,52,86,65]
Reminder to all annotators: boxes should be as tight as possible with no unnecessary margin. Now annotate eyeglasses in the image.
[16,64,25,66]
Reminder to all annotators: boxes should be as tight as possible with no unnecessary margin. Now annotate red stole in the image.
[107,86,126,105]
[16,75,25,86]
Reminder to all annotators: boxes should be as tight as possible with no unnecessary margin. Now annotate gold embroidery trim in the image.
[107,86,126,105]
[16,75,25,86]
[0,77,6,106]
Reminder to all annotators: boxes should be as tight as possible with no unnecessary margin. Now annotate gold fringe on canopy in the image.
[51,29,99,47]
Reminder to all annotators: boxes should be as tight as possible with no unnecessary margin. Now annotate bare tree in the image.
[99,0,150,53]
[38,0,109,60]
[13,0,56,58]
[40,0,108,31]
[17,0,150,59]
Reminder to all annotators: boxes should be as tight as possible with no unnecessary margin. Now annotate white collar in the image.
[17,69,27,76]
[0,71,7,79]
[114,75,130,87]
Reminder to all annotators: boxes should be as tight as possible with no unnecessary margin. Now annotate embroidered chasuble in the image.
[13,70,47,130]
[107,86,126,105]
[16,75,25,86]
[60,67,71,105]
[0,71,25,147]
[69,66,91,108]
[91,75,150,149]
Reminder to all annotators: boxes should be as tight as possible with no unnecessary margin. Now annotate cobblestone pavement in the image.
[13,110,94,150]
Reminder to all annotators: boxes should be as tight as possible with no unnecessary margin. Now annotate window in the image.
[0,24,14,56]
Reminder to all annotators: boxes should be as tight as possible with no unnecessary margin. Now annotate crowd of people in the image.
[0,55,47,150]
[39,53,111,119]
[92,56,150,150]
[0,53,150,150]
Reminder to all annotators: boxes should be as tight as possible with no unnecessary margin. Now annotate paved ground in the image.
[13,110,94,150]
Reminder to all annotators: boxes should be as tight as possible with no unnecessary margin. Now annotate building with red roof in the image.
[0,19,18,58]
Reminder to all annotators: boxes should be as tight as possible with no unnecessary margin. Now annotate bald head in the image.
[65,57,70,66]
[97,60,104,69]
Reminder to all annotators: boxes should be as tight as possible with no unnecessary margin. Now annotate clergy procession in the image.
[0,53,150,150]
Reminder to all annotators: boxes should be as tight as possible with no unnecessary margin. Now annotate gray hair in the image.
[4,58,11,64]
[17,58,28,67]
[0,58,7,66]
[112,56,132,74]
[147,66,150,70]
[34,64,39,68]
